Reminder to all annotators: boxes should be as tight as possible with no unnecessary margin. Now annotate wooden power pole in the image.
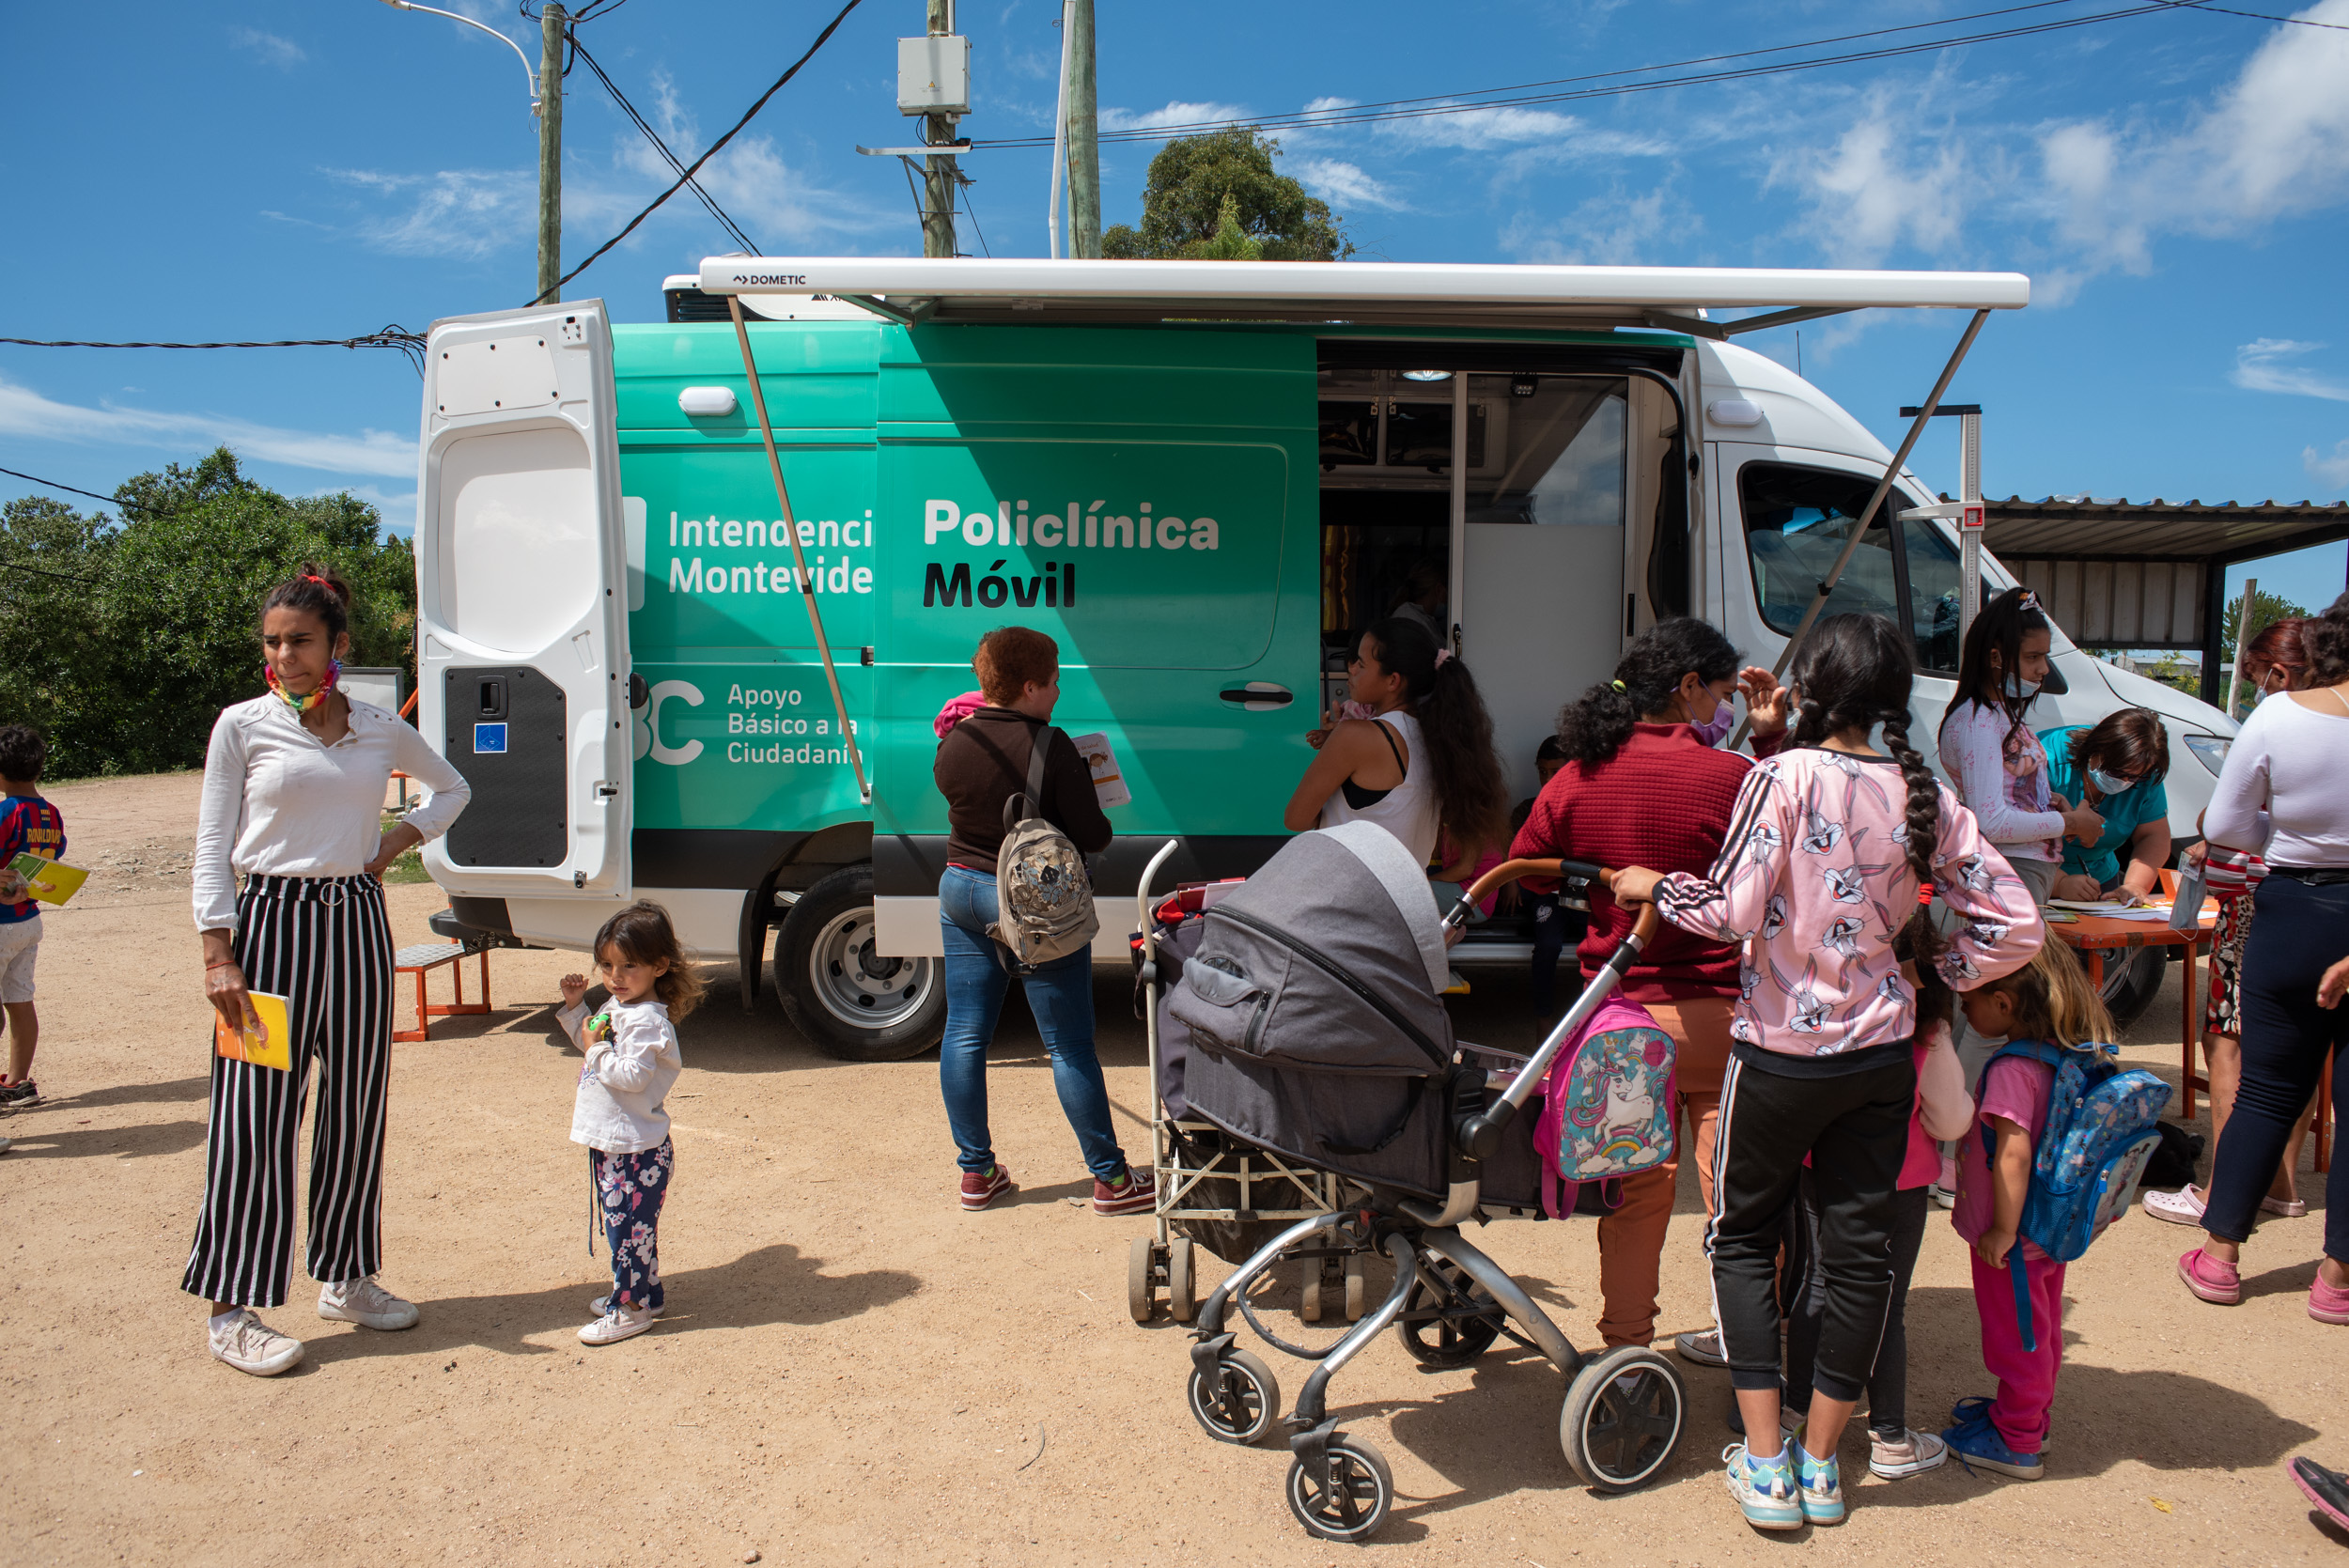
[537,3,565,303]
[921,0,958,258]
[1065,0,1099,257]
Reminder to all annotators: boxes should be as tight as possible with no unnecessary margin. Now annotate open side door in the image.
[416,301,631,903]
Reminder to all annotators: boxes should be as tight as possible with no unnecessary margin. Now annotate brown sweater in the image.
[933,707,1113,875]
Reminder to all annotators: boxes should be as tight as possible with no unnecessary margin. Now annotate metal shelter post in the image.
[1958,409,1983,649]
[728,297,873,803]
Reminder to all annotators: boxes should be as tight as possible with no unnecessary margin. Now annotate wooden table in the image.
[2051,902,2218,1119]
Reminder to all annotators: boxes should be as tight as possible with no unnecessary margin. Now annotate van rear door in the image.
[416,301,631,902]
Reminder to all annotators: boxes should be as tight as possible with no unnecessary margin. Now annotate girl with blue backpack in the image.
[1943,939,2135,1479]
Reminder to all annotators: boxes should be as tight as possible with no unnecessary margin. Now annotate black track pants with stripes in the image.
[183,875,394,1309]
[1705,1044,1914,1402]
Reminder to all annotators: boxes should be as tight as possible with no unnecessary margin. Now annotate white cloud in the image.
[1098,101,1249,133]
[232,27,304,69]
[323,167,535,261]
[1376,104,1582,152]
[1768,85,1977,267]
[2306,439,2349,487]
[1290,158,1402,211]
[0,375,413,479]
[1501,185,1691,265]
[2233,339,2349,401]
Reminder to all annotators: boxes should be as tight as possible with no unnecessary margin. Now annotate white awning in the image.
[692,256,2030,333]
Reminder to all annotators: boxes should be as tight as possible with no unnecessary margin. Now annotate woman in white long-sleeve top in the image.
[185,564,471,1377]
[2178,592,2349,1323]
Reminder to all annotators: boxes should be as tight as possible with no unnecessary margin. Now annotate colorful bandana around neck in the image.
[266,659,341,714]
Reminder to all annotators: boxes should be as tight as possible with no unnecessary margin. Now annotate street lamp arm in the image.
[378,0,541,110]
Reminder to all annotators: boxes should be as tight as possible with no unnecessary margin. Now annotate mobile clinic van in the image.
[413,258,2237,1059]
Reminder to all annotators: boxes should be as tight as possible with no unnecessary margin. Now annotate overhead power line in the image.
[532,0,863,304]
[972,0,2289,149]
[0,329,427,374]
[0,464,174,521]
[569,34,760,256]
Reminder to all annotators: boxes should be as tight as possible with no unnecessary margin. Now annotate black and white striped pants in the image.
[182,874,394,1308]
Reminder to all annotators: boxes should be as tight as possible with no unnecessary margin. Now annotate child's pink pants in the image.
[1968,1251,2065,1453]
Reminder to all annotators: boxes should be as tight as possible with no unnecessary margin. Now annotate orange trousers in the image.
[1592,993,1736,1346]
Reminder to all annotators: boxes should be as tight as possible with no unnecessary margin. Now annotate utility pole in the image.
[537,3,565,303]
[921,0,958,258]
[1065,0,1100,257]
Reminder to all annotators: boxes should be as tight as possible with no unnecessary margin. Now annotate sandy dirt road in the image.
[3,771,2341,1566]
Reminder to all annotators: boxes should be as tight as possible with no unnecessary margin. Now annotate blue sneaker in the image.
[1797,1444,1845,1524]
[1951,1396,2052,1453]
[1940,1415,2045,1481]
[1723,1442,1804,1529]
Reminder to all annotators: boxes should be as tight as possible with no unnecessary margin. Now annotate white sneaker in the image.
[587,1294,664,1318]
[210,1310,305,1376]
[1869,1427,1950,1479]
[580,1303,659,1345]
[318,1276,420,1331]
[1674,1328,1727,1367]
[2141,1185,2206,1227]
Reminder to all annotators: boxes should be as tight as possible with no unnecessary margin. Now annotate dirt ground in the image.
[5,770,2342,1567]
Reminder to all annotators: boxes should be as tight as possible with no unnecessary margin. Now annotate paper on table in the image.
[214,991,292,1071]
[1066,731,1131,810]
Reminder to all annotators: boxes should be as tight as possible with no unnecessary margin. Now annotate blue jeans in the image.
[938,865,1127,1182]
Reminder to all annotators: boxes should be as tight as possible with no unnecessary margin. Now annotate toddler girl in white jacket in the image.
[556,901,703,1345]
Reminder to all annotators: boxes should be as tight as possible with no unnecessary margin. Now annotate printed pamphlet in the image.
[5,852,87,906]
[215,991,293,1072]
[1067,732,1132,810]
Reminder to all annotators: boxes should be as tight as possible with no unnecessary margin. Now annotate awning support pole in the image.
[729,296,872,804]
[1731,307,1988,748]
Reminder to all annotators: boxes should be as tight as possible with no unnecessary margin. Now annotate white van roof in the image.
[695,256,2029,333]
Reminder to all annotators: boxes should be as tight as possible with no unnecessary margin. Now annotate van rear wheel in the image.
[774,865,944,1061]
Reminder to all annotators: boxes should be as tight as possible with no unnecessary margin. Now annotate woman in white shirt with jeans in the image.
[186,565,470,1376]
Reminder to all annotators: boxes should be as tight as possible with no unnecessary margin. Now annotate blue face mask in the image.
[2003,672,2040,702]
[2087,766,2135,797]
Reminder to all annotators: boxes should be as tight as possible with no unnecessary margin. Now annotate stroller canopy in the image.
[1167,821,1454,1078]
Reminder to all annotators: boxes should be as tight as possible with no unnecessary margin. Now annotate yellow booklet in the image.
[6,852,86,906]
[214,991,292,1071]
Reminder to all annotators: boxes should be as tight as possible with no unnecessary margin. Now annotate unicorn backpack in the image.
[1984,1038,2171,1348]
[1531,994,1677,1219]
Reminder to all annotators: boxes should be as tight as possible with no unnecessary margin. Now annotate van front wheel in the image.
[774,866,945,1061]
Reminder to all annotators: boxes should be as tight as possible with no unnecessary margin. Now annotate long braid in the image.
[1878,710,1938,886]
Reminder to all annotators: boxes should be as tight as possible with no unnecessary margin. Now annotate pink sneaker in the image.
[959,1163,1014,1211]
[2310,1271,2349,1327]
[2178,1247,2242,1305]
[1091,1165,1157,1216]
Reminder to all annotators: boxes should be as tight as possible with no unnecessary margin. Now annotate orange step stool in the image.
[394,939,493,1043]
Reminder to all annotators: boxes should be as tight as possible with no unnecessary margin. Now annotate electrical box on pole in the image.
[896,35,970,115]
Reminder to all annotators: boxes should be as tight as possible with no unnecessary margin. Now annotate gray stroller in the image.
[1157,820,1688,1542]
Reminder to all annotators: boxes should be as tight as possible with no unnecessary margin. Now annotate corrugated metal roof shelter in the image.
[1986,496,2349,702]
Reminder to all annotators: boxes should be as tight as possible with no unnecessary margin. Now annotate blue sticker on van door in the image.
[474,722,509,754]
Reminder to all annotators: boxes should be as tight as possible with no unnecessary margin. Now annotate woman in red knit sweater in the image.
[1509,617,1785,1353]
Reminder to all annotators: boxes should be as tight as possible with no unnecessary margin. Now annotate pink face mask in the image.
[1689,703,1735,748]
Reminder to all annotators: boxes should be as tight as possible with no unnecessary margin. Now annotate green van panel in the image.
[613,321,879,434]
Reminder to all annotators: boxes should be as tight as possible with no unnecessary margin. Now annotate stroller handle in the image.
[1454,867,1663,1160]
[1442,856,1605,931]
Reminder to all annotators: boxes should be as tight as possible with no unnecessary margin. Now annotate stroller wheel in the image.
[1561,1343,1686,1492]
[1396,1260,1504,1368]
[1187,1347,1282,1446]
[1167,1237,1197,1324]
[1286,1435,1392,1543]
[1128,1236,1159,1324]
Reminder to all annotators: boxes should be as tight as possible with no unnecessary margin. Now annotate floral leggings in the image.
[589,1139,672,1311]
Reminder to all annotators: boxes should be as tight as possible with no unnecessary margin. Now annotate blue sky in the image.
[3,0,2344,613]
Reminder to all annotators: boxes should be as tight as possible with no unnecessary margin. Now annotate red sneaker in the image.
[1092,1165,1157,1216]
[959,1163,1013,1211]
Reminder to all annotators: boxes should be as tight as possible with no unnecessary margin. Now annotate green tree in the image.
[0,448,415,779]
[1101,127,1351,261]
[2220,586,2309,719]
